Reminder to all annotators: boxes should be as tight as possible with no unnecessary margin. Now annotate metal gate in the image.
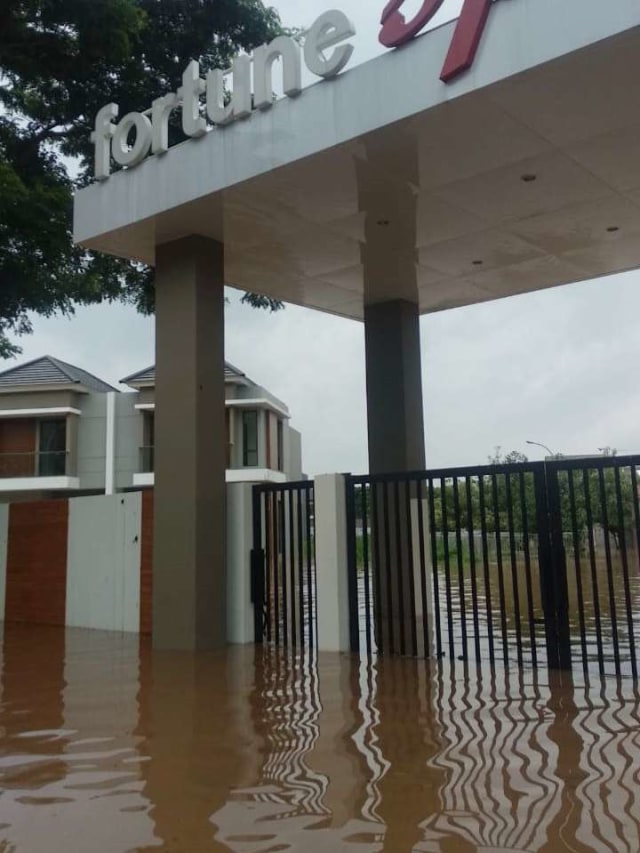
[251,480,316,650]
[345,455,640,678]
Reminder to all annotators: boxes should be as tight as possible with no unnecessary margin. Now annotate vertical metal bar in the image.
[614,466,637,678]
[440,477,455,661]
[583,467,605,677]
[252,485,264,644]
[274,491,289,646]
[296,486,305,650]
[630,466,640,576]
[272,489,280,646]
[403,479,418,656]
[598,466,620,674]
[344,475,360,654]
[427,478,443,659]
[288,487,297,649]
[519,470,538,668]
[393,479,407,656]
[533,465,558,671]
[546,466,571,671]
[452,477,468,662]
[505,473,523,668]
[478,475,495,665]
[371,480,384,654]
[372,480,384,655]
[362,481,372,657]
[264,488,273,643]
[305,484,315,650]
[417,477,430,658]
[465,476,481,664]
[567,468,589,680]
[382,481,394,654]
[491,473,509,666]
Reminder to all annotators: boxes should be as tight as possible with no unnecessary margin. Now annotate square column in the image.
[153,236,226,650]
[364,299,427,655]
[364,299,425,474]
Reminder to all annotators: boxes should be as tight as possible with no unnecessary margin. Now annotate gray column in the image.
[153,236,226,650]
[364,299,425,474]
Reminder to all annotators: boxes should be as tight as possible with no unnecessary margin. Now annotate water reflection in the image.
[2,626,640,852]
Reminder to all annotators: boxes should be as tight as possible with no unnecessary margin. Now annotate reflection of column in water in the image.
[303,651,370,828]
[372,657,444,852]
[352,656,389,828]
[61,629,157,852]
[138,645,260,853]
[424,664,563,851]
[0,623,68,845]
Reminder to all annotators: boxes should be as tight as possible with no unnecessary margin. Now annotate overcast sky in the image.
[7,0,640,475]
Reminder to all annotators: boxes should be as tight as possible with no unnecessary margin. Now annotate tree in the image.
[0,0,286,357]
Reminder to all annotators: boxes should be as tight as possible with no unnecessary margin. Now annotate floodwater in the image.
[1,625,640,852]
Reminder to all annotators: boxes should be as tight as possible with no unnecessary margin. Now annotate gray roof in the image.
[121,362,247,385]
[0,355,117,393]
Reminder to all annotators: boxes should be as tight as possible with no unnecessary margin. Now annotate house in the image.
[121,363,303,487]
[0,355,302,501]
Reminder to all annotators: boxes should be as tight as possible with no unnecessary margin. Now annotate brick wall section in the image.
[5,500,68,625]
[0,419,37,477]
[140,490,154,635]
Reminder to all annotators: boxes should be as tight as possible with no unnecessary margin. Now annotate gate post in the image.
[315,474,351,653]
[534,464,571,672]
[227,482,257,645]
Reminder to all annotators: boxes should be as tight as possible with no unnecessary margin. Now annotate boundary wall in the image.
[0,480,354,651]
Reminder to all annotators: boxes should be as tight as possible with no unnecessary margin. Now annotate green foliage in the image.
[429,449,637,552]
[0,0,286,355]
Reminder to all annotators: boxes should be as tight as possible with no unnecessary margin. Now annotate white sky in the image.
[7,0,640,475]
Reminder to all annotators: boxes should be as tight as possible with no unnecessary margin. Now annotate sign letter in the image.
[379,0,496,83]
[379,0,445,49]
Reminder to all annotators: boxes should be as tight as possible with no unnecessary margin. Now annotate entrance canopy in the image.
[74,0,640,321]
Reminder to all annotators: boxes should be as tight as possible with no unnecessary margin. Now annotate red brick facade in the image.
[5,500,69,625]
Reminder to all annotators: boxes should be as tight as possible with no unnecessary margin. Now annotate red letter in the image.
[379,0,445,49]
[440,0,493,82]
[379,0,497,83]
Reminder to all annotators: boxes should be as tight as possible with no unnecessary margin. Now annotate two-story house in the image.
[121,362,302,487]
[0,356,302,501]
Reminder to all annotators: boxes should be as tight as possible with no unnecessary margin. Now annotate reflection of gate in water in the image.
[211,652,640,852]
[346,455,640,678]
[251,480,316,650]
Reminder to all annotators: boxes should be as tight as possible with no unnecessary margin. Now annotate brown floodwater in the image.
[1,624,640,853]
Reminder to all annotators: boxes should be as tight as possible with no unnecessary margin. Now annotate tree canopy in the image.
[0,0,285,357]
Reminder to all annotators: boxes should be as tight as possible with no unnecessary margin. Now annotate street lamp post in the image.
[526,439,554,458]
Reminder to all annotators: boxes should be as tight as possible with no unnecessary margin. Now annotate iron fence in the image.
[251,480,316,650]
[346,455,640,678]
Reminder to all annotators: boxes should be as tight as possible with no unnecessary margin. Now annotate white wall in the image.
[66,492,142,632]
[0,504,7,620]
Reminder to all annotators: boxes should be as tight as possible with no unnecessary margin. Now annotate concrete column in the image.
[364,300,428,655]
[364,299,425,474]
[153,235,226,650]
[315,474,351,652]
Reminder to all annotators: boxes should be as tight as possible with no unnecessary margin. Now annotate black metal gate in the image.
[345,455,640,678]
[251,480,316,650]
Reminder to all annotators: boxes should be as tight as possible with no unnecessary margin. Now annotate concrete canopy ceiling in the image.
[74,0,640,321]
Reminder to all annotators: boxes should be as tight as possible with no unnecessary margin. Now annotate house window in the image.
[38,419,66,476]
[277,419,284,472]
[242,410,259,467]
